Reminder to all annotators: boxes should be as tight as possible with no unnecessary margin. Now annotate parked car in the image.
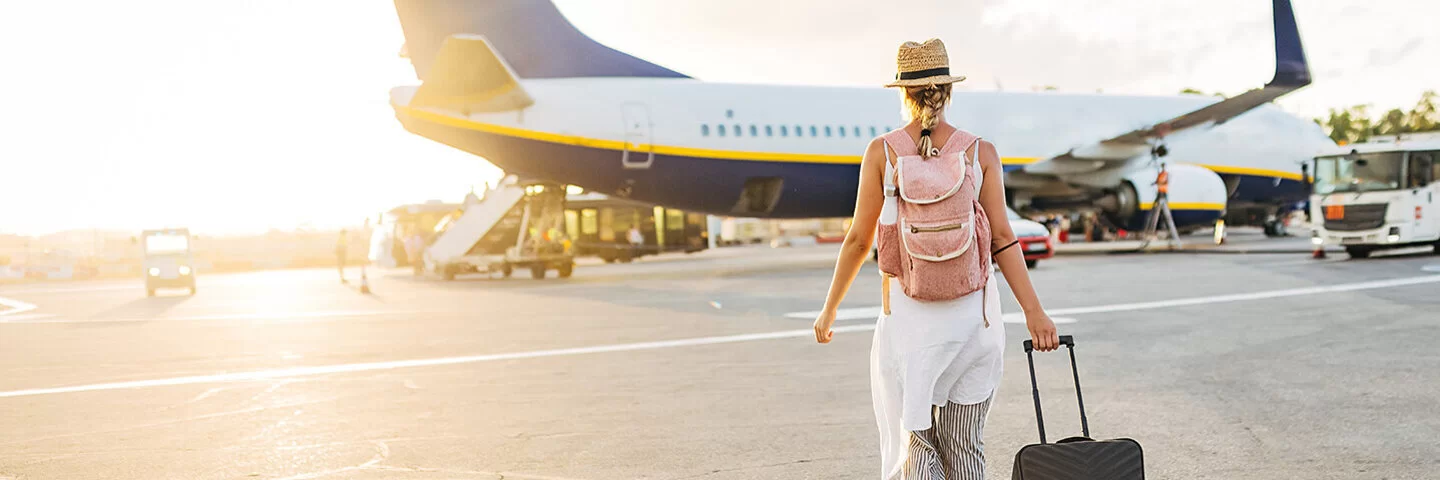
[1006,208,1054,269]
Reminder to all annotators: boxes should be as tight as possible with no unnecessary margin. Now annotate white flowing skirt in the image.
[870,274,1005,479]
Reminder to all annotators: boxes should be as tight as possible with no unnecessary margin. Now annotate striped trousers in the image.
[899,396,993,480]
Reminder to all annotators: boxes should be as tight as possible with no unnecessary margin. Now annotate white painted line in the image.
[0,313,58,322]
[784,274,1440,321]
[1041,274,1440,316]
[0,325,876,399]
[1424,264,1440,273]
[0,310,409,325]
[0,296,38,316]
[0,285,136,295]
[5,274,1436,399]
[782,307,1076,324]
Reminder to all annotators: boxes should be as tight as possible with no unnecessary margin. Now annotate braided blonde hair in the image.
[902,84,952,157]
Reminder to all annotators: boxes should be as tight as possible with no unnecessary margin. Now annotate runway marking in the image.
[0,310,410,324]
[0,285,136,295]
[3,274,1437,400]
[784,274,1440,321]
[0,295,38,316]
[0,325,876,399]
[782,307,1077,324]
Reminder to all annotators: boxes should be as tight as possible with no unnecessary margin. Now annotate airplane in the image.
[389,0,1334,236]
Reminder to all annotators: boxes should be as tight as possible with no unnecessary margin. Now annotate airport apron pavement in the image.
[0,246,1437,479]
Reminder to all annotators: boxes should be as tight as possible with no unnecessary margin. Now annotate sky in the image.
[0,0,1435,236]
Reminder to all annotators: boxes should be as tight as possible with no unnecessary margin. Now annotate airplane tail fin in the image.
[409,35,533,112]
[1268,0,1310,87]
[393,0,689,81]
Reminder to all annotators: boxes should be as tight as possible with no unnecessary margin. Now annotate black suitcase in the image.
[1012,335,1144,480]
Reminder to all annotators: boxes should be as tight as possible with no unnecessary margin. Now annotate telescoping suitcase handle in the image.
[1022,335,1089,444]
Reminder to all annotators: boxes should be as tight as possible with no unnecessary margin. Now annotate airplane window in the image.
[825,126,832,137]
[838,126,846,138]
[749,125,758,137]
[780,125,788,137]
[717,124,726,137]
[733,125,741,137]
[765,125,773,137]
[701,125,710,137]
[796,125,804,137]
[810,126,818,137]
[869,126,878,137]
[854,126,861,137]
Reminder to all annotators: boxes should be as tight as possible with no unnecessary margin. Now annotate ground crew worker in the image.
[1156,166,1170,199]
[336,229,349,283]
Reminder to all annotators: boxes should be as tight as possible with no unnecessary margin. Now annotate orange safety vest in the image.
[1157,170,1169,195]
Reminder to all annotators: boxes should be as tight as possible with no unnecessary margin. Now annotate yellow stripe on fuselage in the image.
[395,104,1041,166]
[1196,164,1303,181]
[395,104,1298,183]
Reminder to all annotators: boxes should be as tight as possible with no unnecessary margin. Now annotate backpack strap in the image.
[882,129,919,157]
[882,140,898,198]
[968,137,984,192]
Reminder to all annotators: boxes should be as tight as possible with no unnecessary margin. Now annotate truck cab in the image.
[141,229,197,296]
[1311,141,1440,258]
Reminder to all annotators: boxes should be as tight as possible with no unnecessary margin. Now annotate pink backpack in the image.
[875,128,993,303]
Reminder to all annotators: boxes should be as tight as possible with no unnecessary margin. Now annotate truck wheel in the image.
[1345,246,1372,259]
[557,262,573,278]
[1025,259,1038,269]
[530,266,546,279]
[443,266,457,281]
[501,263,513,278]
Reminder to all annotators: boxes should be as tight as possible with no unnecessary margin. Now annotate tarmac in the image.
[1,242,1438,479]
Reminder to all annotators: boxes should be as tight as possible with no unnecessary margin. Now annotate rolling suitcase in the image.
[1012,336,1144,480]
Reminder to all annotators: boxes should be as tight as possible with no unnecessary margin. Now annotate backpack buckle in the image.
[884,185,897,197]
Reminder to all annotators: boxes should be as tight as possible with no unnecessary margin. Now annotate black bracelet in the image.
[992,240,1020,256]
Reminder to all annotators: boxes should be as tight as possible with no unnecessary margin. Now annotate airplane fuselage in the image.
[392,78,1332,227]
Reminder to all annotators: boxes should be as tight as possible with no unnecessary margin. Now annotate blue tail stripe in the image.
[394,0,689,80]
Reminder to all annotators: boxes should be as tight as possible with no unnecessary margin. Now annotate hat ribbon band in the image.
[896,67,950,80]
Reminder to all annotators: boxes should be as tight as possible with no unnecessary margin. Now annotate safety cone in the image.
[360,263,371,294]
[1311,239,1326,259]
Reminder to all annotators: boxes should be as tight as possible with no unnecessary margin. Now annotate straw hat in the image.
[884,38,966,88]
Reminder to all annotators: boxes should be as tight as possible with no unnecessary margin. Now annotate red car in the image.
[1008,208,1055,269]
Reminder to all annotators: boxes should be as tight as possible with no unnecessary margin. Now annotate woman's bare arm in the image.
[814,138,888,343]
[974,141,1060,351]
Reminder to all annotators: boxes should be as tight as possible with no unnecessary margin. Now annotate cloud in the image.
[1365,37,1425,68]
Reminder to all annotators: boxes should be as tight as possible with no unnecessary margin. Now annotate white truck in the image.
[1310,140,1440,258]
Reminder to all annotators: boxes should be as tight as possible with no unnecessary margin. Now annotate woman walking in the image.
[812,38,1059,479]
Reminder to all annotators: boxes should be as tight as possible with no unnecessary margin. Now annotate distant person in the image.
[810,39,1058,479]
[627,226,644,259]
[336,229,349,283]
[404,230,425,276]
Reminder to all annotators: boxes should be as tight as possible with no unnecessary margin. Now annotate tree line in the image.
[1314,90,1438,144]
[1179,89,1439,145]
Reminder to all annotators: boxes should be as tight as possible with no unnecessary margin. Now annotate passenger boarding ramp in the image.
[424,176,527,270]
[423,176,575,280]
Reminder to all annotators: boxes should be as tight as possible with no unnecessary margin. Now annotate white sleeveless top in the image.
[872,142,1006,476]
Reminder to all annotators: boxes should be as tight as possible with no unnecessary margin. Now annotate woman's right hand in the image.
[813,309,837,344]
[1026,310,1060,352]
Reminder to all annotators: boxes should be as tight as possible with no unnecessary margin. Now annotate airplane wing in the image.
[1021,0,1310,177]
